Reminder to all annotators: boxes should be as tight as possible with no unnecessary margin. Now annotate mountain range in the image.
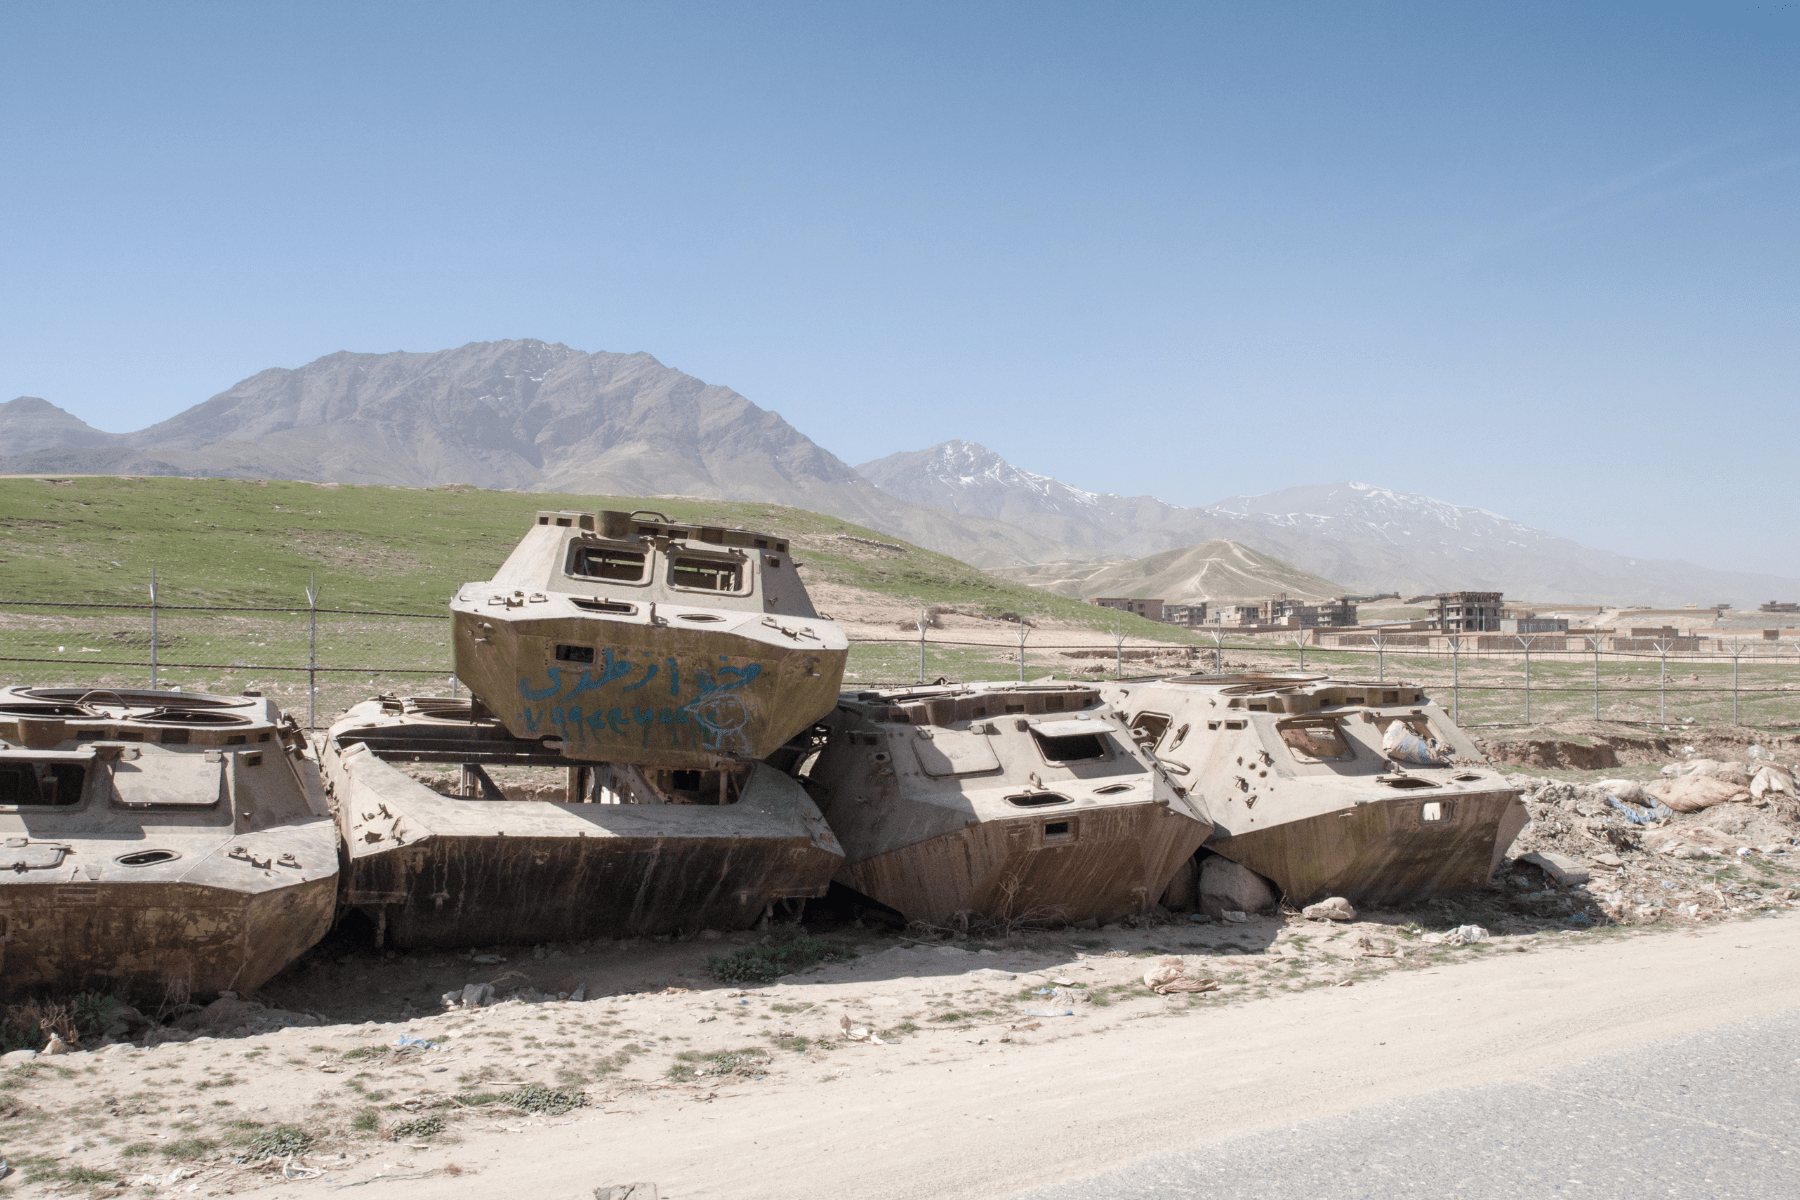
[5,339,1796,607]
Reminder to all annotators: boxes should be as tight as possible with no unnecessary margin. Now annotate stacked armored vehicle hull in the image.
[802,682,1211,925]
[450,510,849,768]
[0,688,338,1001]
[1102,674,1527,907]
[322,696,843,948]
[313,510,854,948]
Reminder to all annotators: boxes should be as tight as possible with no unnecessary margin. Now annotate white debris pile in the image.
[1502,755,1800,925]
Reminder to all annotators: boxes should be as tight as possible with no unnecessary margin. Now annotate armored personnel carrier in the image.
[798,682,1211,926]
[450,510,849,769]
[321,695,844,948]
[0,687,337,1001]
[1101,674,1526,907]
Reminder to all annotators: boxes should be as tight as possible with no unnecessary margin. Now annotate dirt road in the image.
[361,914,1800,1200]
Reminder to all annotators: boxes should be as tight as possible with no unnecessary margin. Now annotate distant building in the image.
[1434,591,1504,633]
[1092,597,1164,621]
[1257,593,1308,624]
[1316,597,1358,627]
[1215,604,1263,627]
[1162,602,1208,627]
[1762,601,1800,613]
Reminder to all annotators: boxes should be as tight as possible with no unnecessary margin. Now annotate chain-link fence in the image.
[2,590,1795,732]
[0,597,454,730]
[843,629,1800,731]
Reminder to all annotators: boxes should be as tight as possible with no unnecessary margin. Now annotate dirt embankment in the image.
[1476,722,1800,771]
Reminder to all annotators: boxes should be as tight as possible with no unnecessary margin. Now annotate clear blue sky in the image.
[4,2,1796,576]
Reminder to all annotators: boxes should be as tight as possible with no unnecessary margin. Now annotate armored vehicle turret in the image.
[799,682,1211,926]
[451,510,849,769]
[1101,675,1527,907]
[0,687,338,1001]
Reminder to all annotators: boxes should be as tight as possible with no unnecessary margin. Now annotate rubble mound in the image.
[1505,767,1800,925]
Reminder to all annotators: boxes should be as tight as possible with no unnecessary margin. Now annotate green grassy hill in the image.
[0,476,1198,641]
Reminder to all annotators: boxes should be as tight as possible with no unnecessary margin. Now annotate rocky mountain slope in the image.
[990,539,1348,605]
[0,343,1063,568]
[0,396,124,454]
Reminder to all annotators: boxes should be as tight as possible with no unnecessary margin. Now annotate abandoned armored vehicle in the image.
[798,682,1210,926]
[0,687,337,1001]
[451,510,849,769]
[321,695,844,948]
[1101,674,1526,908]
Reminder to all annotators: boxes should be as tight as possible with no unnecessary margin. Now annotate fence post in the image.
[1656,638,1669,726]
[148,567,159,690]
[1375,629,1386,683]
[1587,635,1602,720]
[1114,617,1125,681]
[1293,631,1306,672]
[1212,625,1223,674]
[916,608,927,684]
[1449,634,1461,724]
[1731,639,1741,725]
[1516,635,1534,725]
[306,573,320,732]
[1016,620,1029,683]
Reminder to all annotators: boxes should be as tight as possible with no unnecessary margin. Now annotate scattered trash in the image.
[570,983,587,1001]
[42,1032,69,1056]
[1751,765,1795,800]
[1301,897,1357,922]
[1221,910,1250,923]
[1424,925,1488,946]
[394,1036,436,1050]
[1022,1008,1076,1017]
[1381,721,1445,766]
[1142,956,1222,996]
[838,1014,885,1044]
[1608,794,1674,824]
[1652,775,1750,813]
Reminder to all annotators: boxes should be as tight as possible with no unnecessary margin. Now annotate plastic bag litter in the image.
[1022,1008,1076,1017]
[1381,721,1445,766]
[838,1014,885,1044]
[1751,765,1795,800]
[1608,794,1673,824]
[1650,775,1747,813]
[1424,925,1488,946]
[393,1036,436,1050]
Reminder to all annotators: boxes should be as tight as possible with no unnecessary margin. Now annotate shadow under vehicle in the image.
[0,687,337,1002]
[1101,674,1527,908]
[795,682,1210,927]
[450,509,849,770]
